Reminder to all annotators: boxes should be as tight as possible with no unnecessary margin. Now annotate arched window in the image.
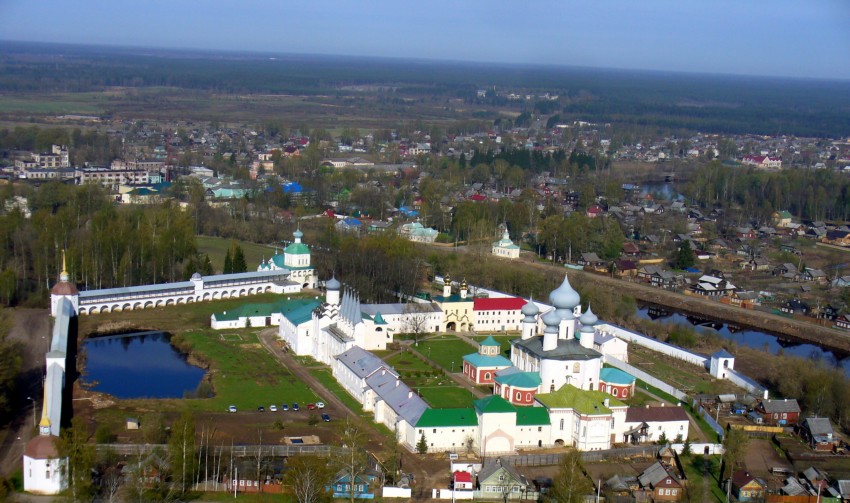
[515,391,521,400]
[573,363,580,373]
[484,372,491,380]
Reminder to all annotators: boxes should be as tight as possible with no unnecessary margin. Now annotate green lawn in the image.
[680,454,725,502]
[418,386,476,408]
[309,368,367,415]
[196,235,278,274]
[78,294,319,414]
[411,336,476,371]
[385,351,437,374]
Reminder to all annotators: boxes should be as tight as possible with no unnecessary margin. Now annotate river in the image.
[635,303,850,376]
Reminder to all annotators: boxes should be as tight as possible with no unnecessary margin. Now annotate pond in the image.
[82,331,207,399]
[636,303,850,376]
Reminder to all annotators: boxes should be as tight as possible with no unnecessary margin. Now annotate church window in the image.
[612,388,618,397]
[515,391,521,400]
[573,363,580,373]
[559,418,564,430]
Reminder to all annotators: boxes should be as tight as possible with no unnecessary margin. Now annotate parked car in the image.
[321,413,331,422]
[257,406,265,412]
[307,403,316,410]
[269,404,278,412]
[228,405,237,413]
[281,403,289,411]
[292,403,300,411]
[316,402,325,409]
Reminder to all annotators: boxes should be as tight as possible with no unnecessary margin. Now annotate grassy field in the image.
[628,345,739,395]
[78,293,321,415]
[385,350,473,408]
[411,336,476,372]
[308,367,367,416]
[196,235,277,273]
[0,93,106,115]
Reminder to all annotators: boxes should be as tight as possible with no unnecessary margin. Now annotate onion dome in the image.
[460,278,468,289]
[542,309,561,330]
[579,306,598,326]
[548,274,580,310]
[521,298,539,316]
[51,281,78,296]
[293,229,304,240]
[444,273,452,284]
[326,276,341,291]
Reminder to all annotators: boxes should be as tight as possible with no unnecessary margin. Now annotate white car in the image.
[228,405,237,413]
[269,404,278,412]
[316,402,325,409]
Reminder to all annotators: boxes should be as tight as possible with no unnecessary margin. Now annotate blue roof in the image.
[462,353,513,368]
[282,181,303,193]
[713,349,734,359]
[599,367,636,385]
[342,217,362,226]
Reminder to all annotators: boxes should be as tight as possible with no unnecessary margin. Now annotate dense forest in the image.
[684,162,850,223]
[0,183,198,305]
[2,42,850,136]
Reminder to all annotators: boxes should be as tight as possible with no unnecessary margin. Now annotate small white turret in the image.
[326,275,341,306]
[460,279,468,299]
[542,310,560,352]
[443,274,452,298]
[578,305,598,349]
[521,297,539,340]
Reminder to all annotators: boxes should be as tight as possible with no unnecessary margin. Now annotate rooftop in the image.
[535,385,624,415]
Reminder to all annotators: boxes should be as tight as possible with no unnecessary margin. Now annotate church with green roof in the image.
[257,228,317,288]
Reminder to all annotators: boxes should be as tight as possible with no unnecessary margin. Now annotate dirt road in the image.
[0,309,51,477]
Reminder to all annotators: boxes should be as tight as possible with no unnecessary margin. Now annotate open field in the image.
[196,235,277,273]
[627,345,740,396]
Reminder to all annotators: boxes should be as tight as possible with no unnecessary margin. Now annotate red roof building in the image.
[473,297,526,332]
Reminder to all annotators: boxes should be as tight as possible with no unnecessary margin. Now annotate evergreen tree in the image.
[416,433,428,455]
[200,254,215,276]
[223,248,233,274]
[672,241,695,270]
[232,244,248,273]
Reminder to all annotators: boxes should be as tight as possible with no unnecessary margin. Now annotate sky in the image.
[1,0,849,80]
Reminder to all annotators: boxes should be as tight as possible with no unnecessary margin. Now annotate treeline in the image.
[684,162,850,222]
[0,126,120,166]
[0,183,199,305]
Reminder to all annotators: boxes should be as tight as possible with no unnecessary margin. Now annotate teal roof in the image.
[373,311,387,325]
[434,294,471,303]
[284,242,311,255]
[462,353,512,368]
[415,408,478,428]
[599,367,636,385]
[516,407,550,426]
[280,299,321,325]
[479,335,500,347]
[494,371,541,389]
[474,395,516,414]
[212,298,319,324]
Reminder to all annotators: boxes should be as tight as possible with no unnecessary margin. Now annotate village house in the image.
[690,275,737,297]
[730,471,767,502]
[637,265,680,289]
[799,418,838,452]
[637,461,684,501]
[756,398,800,426]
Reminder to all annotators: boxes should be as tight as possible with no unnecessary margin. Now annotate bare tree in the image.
[338,419,370,503]
[403,302,433,345]
[101,465,122,503]
[286,455,333,503]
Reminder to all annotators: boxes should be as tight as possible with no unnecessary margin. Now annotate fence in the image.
[497,445,659,467]
[97,443,337,457]
[669,443,724,455]
[596,323,710,368]
[692,402,725,441]
[605,356,688,401]
[726,369,768,397]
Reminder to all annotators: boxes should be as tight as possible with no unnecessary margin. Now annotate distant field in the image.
[196,235,277,273]
[0,93,106,115]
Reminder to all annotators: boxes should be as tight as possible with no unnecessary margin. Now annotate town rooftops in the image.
[759,398,800,414]
[535,385,624,415]
[415,408,477,428]
[625,405,689,423]
[638,462,680,488]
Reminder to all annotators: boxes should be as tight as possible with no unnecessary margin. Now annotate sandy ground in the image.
[0,309,52,477]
